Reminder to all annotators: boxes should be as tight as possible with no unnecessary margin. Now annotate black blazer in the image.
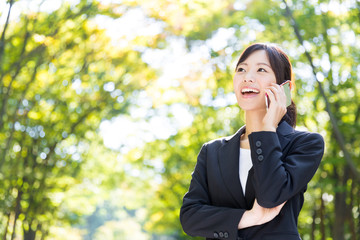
[180,121,324,240]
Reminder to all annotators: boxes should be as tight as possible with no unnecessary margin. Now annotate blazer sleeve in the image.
[248,131,324,208]
[180,143,245,239]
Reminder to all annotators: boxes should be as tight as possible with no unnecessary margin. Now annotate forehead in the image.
[240,50,270,64]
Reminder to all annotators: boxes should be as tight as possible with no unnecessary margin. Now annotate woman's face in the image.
[233,50,277,111]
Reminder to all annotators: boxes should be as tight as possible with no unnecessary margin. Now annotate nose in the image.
[243,71,255,83]
[244,78,254,83]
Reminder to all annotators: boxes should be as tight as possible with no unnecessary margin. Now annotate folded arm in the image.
[248,131,324,208]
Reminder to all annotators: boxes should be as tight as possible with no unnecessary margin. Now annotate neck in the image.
[243,109,267,139]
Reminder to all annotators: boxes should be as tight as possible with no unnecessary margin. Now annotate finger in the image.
[265,88,276,103]
[275,83,287,96]
[271,83,282,91]
[269,84,286,103]
[271,84,285,98]
[277,201,287,209]
[269,86,280,101]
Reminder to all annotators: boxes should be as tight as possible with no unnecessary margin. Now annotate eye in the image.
[237,67,245,72]
[258,68,267,72]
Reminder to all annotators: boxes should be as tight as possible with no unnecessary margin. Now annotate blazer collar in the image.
[218,121,294,208]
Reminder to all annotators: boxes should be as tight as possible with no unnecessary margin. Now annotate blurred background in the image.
[0,0,359,239]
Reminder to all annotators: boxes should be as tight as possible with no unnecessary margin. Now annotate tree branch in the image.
[282,0,360,181]
[0,0,14,67]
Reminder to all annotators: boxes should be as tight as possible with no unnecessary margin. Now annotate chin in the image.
[238,104,254,111]
[237,103,265,111]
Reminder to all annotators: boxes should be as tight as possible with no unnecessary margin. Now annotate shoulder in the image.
[293,128,324,143]
[202,126,244,150]
[277,121,324,147]
[275,121,324,155]
[202,136,228,149]
[290,128,325,151]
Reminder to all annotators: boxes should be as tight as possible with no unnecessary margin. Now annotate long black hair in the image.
[235,43,297,127]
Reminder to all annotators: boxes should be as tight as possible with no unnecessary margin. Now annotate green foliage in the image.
[1,0,359,239]
[0,0,155,239]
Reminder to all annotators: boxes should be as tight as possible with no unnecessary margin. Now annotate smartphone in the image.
[282,80,292,107]
[265,80,292,108]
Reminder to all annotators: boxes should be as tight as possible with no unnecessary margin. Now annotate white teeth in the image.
[241,88,259,94]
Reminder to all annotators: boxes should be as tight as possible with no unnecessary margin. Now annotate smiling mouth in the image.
[241,88,260,95]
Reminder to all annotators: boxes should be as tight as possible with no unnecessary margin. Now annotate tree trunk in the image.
[333,167,348,240]
[2,212,11,240]
[311,204,316,240]
[348,177,356,240]
[320,191,325,240]
[10,188,23,240]
[23,219,36,240]
[357,186,360,238]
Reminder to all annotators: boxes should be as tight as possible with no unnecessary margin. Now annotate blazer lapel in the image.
[218,126,247,208]
[276,120,294,151]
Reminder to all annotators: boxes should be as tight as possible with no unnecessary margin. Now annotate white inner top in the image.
[239,148,253,195]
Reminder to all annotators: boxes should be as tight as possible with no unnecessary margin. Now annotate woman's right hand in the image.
[238,199,286,229]
[261,83,288,132]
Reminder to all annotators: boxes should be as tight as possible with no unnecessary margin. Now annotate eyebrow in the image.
[238,62,271,67]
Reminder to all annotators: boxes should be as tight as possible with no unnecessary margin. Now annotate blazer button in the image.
[255,140,262,147]
[213,232,219,238]
[258,155,264,161]
[256,148,262,154]
[219,232,224,238]
[224,232,229,238]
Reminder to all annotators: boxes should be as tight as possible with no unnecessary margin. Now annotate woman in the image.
[180,43,324,240]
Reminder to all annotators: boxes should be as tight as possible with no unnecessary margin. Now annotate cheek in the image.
[261,76,276,88]
[233,75,242,88]
[268,75,277,84]
[232,77,237,90]
[233,79,242,97]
